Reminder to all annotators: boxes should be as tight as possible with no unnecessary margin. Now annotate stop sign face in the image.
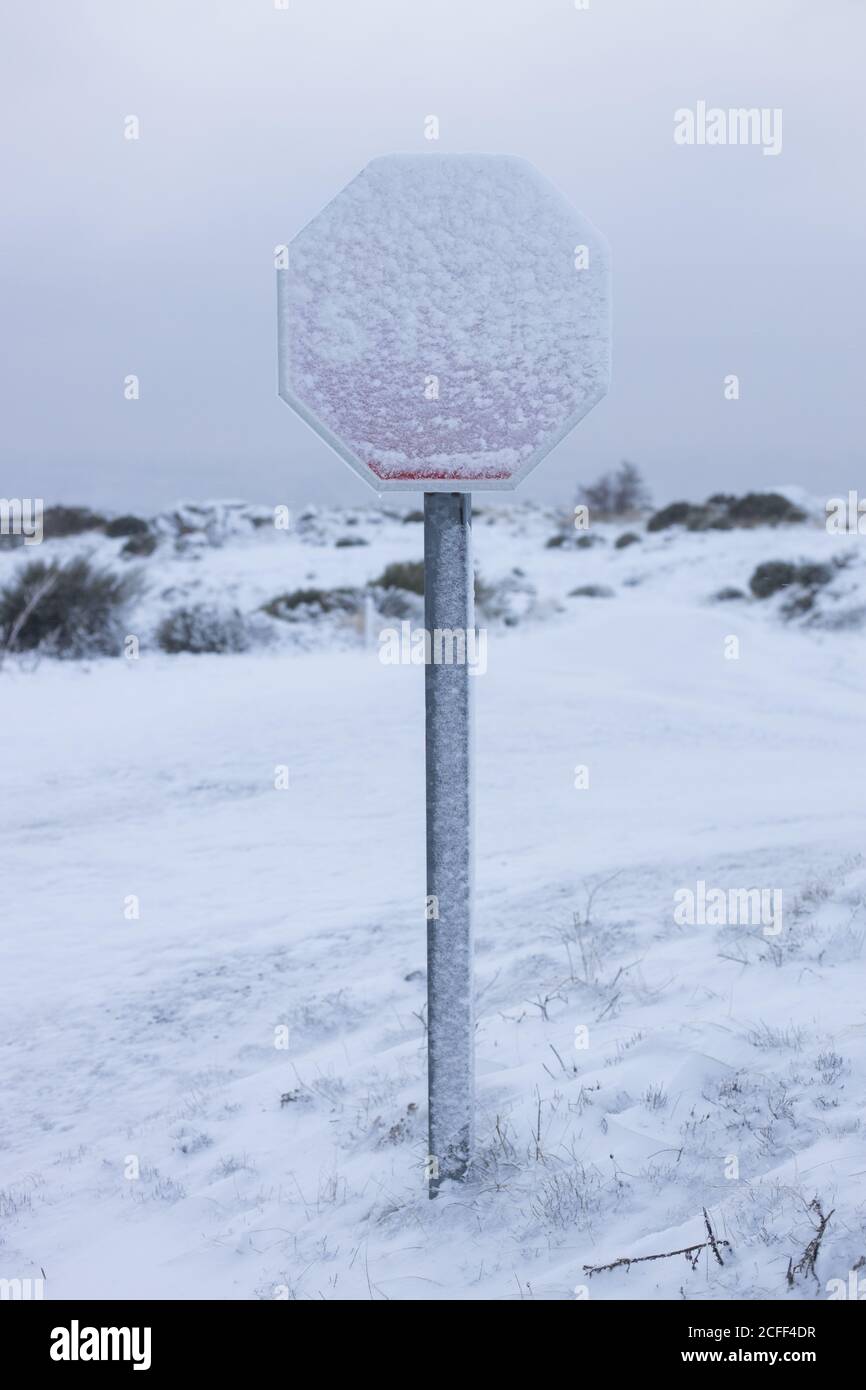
[278,154,610,492]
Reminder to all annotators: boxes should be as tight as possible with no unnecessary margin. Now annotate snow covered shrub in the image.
[0,1184,36,1218]
[475,570,537,625]
[120,532,158,559]
[648,499,736,532]
[375,1101,421,1148]
[156,603,252,654]
[791,562,833,588]
[642,1083,668,1111]
[40,505,107,539]
[648,491,806,534]
[568,584,615,599]
[749,560,831,607]
[715,857,865,968]
[373,560,425,594]
[161,501,268,549]
[0,555,142,658]
[746,1021,807,1052]
[614,530,641,549]
[809,603,866,632]
[749,561,800,599]
[373,587,423,620]
[104,513,150,539]
[546,528,607,550]
[646,501,708,532]
[728,492,807,526]
[262,587,361,620]
[528,1161,607,1231]
[171,1126,213,1155]
[129,1165,186,1205]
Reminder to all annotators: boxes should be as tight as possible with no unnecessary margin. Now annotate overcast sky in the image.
[2,0,864,512]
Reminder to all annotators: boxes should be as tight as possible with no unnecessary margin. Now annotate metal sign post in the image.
[424,492,474,1189]
[277,153,610,1192]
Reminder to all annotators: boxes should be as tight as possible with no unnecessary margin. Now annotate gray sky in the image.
[2,0,864,512]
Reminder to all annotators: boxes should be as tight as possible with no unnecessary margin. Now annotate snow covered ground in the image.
[2,499,866,1301]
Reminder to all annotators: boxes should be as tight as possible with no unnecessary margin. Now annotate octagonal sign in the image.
[278,154,610,491]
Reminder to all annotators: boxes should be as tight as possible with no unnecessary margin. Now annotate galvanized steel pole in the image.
[424,491,475,1193]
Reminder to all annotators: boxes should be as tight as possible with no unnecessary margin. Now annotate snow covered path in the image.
[2,586,865,1300]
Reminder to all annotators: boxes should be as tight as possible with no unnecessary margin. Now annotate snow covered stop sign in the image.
[277,154,610,1192]
[277,154,610,490]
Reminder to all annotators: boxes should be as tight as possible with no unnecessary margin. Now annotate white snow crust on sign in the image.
[278,154,610,491]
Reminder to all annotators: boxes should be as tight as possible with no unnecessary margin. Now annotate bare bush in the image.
[0,555,142,659]
[577,461,651,518]
[156,603,252,654]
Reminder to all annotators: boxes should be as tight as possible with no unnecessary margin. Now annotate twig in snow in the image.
[786,1198,834,1288]
[577,869,623,928]
[525,991,566,1022]
[595,991,621,1022]
[532,1087,545,1162]
[548,1041,577,1077]
[703,1207,725,1267]
[584,1216,731,1277]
